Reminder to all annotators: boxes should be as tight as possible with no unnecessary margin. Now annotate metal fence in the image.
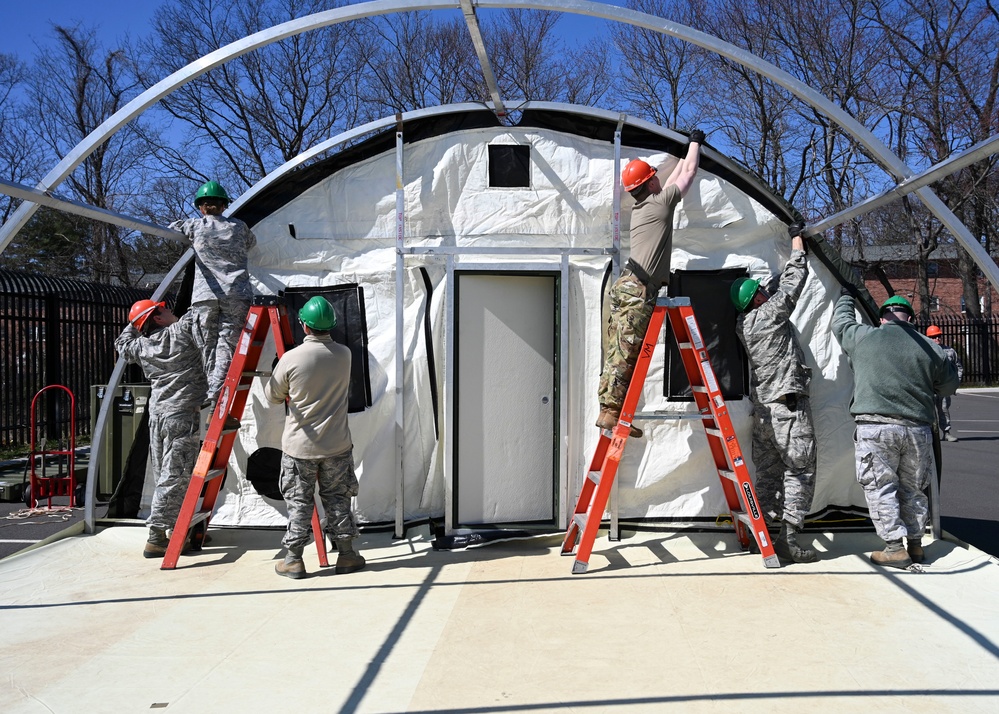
[914,315,999,386]
[0,269,152,449]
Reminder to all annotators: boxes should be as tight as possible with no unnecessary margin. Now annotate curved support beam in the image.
[0,178,181,240]
[0,0,455,254]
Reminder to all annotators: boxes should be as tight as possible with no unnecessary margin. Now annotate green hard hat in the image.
[730,277,761,312]
[299,296,337,330]
[880,294,914,318]
[194,180,231,207]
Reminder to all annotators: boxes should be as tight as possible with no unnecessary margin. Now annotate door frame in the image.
[444,258,569,535]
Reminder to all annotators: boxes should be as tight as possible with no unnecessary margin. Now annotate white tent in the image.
[156,105,873,536]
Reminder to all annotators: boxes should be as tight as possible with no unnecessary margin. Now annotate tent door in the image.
[453,271,558,526]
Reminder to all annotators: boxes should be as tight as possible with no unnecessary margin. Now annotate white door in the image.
[455,272,557,525]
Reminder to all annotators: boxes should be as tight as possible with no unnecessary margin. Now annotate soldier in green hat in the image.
[170,181,257,418]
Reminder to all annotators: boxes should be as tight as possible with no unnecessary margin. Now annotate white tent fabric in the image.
[139,123,865,527]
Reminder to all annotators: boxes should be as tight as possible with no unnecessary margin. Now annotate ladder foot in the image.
[571,560,589,574]
[762,554,782,569]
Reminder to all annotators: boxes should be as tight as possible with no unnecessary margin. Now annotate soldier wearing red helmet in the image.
[926,325,964,442]
[596,130,704,437]
[116,299,208,558]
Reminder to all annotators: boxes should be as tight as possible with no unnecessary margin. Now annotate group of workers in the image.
[602,129,963,569]
[114,134,962,577]
[115,181,364,579]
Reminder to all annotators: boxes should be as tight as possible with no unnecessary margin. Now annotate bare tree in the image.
[14,26,155,285]
[0,54,46,225]
[138,0,368,192]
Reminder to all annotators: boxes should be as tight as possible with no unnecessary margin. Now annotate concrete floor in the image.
[2,525,999,714]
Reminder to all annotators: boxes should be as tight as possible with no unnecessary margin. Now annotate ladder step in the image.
[205,467,226,481]
[678,341,694,350]
[633,411,711,421]
[718,469,737,482]
[236,384,252,392]
[573,513,587,530]
[242,370,271,378]
[692,386,708,393]
[734,511,753,528]
[587,470,601,485]
[705,427,722,438]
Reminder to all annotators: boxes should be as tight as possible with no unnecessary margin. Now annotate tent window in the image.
[281,284,373,413]
[488,144,531,188]
[664,269,749,401]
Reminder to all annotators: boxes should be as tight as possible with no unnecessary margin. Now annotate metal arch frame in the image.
[0,0,995,288]
[0,0,990,534]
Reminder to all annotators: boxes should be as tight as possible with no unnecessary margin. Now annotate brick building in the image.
[840,244,999,316]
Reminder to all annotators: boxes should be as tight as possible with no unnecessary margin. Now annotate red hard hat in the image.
[129,299,165,330]
[622,159,656,192]
[926,325,943,337]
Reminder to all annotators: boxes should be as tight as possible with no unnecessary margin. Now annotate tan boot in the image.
[143,527,169,559]
[275,556,306,579]
[595,408,642,438]
[907,538,925,564]
[335,540,366,574]
[871,542,912,569]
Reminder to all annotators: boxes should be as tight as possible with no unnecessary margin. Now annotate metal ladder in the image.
[561,296,780,574]
[161,295,329,569]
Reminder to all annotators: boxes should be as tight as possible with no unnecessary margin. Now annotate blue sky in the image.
[4,1,621,62]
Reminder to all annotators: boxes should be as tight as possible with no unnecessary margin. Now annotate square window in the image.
[488,144,531,188]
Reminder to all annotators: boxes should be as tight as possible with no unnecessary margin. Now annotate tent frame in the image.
[0,0,995,536]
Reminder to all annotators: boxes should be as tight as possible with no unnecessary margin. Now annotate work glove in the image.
[788,221,805,238]
[689,128,706,144]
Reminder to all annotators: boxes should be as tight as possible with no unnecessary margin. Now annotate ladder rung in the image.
[705,427,722,438]
[734,512,753,528]
[678,341,694,350]
[692,386,708,393]
[236,384,251,392]
[573,513,587,530]
[189,511,211,526]
[633,411,711,421]
[242,370,271,378]
[587,470,601,485]
[718,469,737,482]
[206,468,226,481]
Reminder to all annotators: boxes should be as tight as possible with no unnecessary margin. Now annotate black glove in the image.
[839,286,852,297]
[788,221,805,238]
[689,129,705,144]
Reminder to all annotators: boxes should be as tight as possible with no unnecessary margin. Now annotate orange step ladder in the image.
[561,296,780,574]
[161,296,329,569]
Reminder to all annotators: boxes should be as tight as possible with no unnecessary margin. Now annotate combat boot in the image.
[595,408,642,438]
[871,540,913,569]
[275,547,306,579]
[143,527,170,559]
[906,537,925,564]
[335,539,366,574]
[773,521,818,563]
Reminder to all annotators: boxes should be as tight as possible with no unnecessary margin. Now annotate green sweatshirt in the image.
[832,296,959,425]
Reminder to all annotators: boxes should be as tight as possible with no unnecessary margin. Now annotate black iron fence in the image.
[1,269,152,450]
[914,315,999,386]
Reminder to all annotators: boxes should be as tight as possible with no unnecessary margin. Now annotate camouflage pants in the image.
[935,395,953,433]
[280,450,360,552]
[597,273,655,410]
[192,296,251,403]
[750,396,816,528]
[854,422,933,542]
[147,411,201,531]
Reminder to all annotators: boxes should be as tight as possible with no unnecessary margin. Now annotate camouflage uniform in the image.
[854,422,933,541]
[832,295,960,544]
[735,249,815,527]
[170,214,256,402]
[114,312,207,531]
[597,181,681,412]
[279,451,360,551]
[936,344,963,436]
[263,334,360,553]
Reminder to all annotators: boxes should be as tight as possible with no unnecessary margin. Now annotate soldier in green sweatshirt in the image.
[832,294,959,569]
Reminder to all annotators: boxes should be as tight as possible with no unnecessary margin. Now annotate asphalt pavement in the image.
[1,389,996,561]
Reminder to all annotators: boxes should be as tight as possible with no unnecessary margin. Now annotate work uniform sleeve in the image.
[768,249,808,318]
[262,357,290,405]
[114,325,144,364]
[831,294,869,354]
[167,218,196,246]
